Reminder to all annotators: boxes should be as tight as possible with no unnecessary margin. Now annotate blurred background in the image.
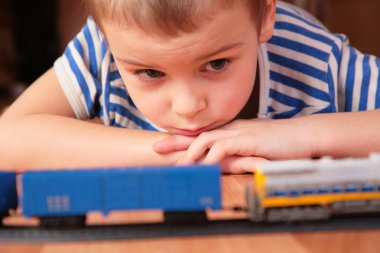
[0,0,380,110]
[0,0,87,109]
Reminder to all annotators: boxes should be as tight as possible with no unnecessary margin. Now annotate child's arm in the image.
[0,68,180,171]
[153,110,380,171]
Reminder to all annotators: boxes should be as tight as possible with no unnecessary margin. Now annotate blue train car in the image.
[0,172,18,218]
[22,165,221,218]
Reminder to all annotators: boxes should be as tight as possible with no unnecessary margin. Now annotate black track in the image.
[0,214,380,242]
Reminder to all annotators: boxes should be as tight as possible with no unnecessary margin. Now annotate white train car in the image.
[246,154,380,222]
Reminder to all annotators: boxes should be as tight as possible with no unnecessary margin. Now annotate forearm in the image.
[302,110,380,158]
[0,114,177,171]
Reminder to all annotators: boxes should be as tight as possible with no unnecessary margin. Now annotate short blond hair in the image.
[84,0,266,37]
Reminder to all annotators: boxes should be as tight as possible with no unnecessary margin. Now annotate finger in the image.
[221,156,269,174]
[181,130,231,164]
[203,137,259,164]
[152,135,194,154]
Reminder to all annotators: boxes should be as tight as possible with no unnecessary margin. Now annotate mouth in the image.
[170,124,216,136]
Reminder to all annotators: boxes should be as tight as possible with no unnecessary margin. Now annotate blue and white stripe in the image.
[260,1,380,119]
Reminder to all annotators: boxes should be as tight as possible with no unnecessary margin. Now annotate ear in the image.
[259,0,276,43]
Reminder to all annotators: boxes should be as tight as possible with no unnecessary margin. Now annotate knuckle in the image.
[197,131,210,140]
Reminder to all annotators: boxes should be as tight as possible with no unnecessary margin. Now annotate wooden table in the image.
[0,175,379,253]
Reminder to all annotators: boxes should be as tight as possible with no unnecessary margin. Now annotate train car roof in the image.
[255,153,380,175]
[255,154,380,189]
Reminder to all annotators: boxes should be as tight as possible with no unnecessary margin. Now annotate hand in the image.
[153,134,270,173]
[153,118,313,170]
[215,155,269,174]
[152,127,270,173]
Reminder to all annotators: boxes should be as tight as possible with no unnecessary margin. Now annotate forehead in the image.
[102,2,257,63]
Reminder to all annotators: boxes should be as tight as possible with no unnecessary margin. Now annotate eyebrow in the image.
[118,42,245,68]
[199,42,245,60]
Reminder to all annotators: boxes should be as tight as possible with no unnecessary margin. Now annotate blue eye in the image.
[204,59,230,73]
[134,69,165,81]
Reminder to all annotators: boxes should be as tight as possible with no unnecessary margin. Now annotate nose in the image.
[171,84,206,118]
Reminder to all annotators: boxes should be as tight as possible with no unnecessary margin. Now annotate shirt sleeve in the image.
[334,34,380,112]
[54,17,107,120]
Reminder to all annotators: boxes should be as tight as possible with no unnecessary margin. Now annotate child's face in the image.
[103,2,272,135]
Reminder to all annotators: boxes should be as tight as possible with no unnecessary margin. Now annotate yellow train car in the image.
[246,154,380,222]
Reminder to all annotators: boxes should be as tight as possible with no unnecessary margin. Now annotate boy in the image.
[0,0,379,173]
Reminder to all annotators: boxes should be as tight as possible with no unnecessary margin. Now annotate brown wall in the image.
[0,1,16,86]
[0,0,87,90]
[57,0,87,53]
[324,0,380,56]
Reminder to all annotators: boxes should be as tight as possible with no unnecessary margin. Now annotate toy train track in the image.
[1,155,380,242]
[1,214,380,242]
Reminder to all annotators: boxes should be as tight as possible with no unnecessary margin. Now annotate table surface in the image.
[1,174,379,253]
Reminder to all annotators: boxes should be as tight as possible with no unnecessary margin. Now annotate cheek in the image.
[118,76,167,122]
[210,85,252,122]
[217,67,256,113]
[127,88,171,127]
[131,92,166,117]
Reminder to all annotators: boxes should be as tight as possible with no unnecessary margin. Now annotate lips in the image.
[171,124,215,136]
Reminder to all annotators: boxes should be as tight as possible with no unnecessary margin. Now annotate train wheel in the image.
[164,211,208,224]
[40,215,86,228]
[287,207,305,221]
[246,183,265,222]
[0,212,7,226]
[266,208,289,222]
[266,205,331,222]
[303,205,331,220]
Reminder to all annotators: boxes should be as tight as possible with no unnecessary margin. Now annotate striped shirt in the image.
[54,1,380,130]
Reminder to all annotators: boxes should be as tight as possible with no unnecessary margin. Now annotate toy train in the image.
[22,165,221,226]
[3,165,222,227]
[247,154,380,222]
[0,154,380,227]
[0,172,17,223]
